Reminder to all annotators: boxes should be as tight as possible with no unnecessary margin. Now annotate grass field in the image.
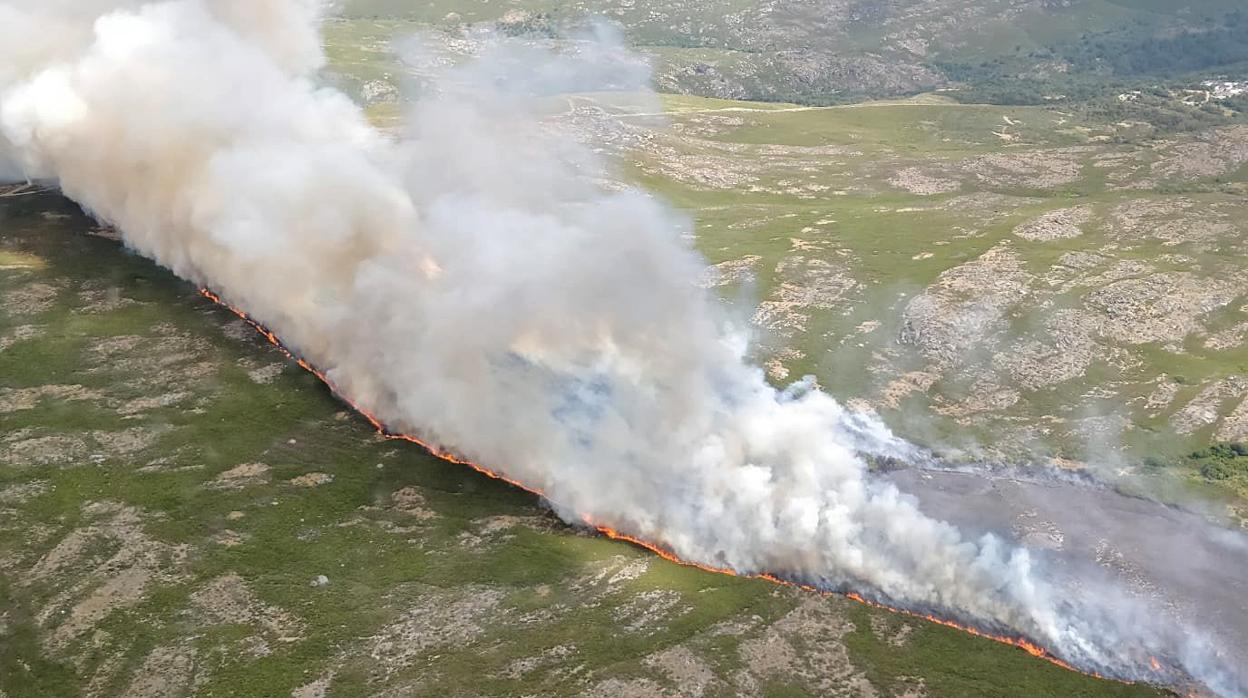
[616,93,1248,498]
[0,192,1166,696]
[332,0,1248,107]
[3,9,1247,695]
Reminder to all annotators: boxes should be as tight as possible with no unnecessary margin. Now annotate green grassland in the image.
[0,193,1166,696]
[5,5,1248,695]
[333,0,1248,110]
[618,93,1248,472]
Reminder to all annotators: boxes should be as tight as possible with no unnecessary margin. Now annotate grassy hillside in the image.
[620,93,1248,514]
[0,190,1165,697]
[335,0,1248,108]
[4,3,1246,695]
[330,0,1248,555]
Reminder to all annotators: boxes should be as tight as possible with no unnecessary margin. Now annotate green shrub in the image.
[1201,459,1238,481]
[1188,442,1248,482]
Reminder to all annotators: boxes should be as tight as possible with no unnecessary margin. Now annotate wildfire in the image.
[199,287,1164,687]
[593,523,1092,676]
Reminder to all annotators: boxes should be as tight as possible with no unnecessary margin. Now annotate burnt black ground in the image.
[891,468,1248,693]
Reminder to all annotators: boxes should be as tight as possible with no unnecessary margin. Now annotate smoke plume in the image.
[0,2,1241,694]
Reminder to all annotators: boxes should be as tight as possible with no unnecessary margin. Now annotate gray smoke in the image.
[0,2,1240,694]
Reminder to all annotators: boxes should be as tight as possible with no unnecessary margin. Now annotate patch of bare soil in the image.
[191,573,305,641]
[644,646,722,697]
[764,347,806,382]
[1143,125,1248,184]
[85,327,218,396]
[962,151,1082,189]
[701,255,762,289]
[210,462,271,489]
[500,644,576,681]
[573,556,652,596]
[1153,219,1234,248]
[25,502,188,650]
[898,244,1032,368]
[613,589,691,635]
[1,428,90,468]
[584,678,667,698]
[6,281,60,315]
[121,645,198,698]
[893,682,930,698]
[753,253,858,337]
[1012,206,1091,242]
[887,167,960,196]
[1107,198,1192,236]
[1204,320,1248,351]
[877,371,939,410]
[117,392,191,416]
[289,472,334,487]
[671,114,746,139]
[388,486,439,520]
[237,358,285,385]
[455,514,559,551]
[736,597,874,697]
[213,530,247,548]
[1085,272,1244,346]
[291,675,334,698]
[1102,197,1237,248]
[1054,250,1105,273]
[1170,377,1248,436]
[995,309,1100,390]
[0,479,50,505]
[1144,375,1183,416]
[76,281,140,314]
[91,426,166,456]
[219,319,258,343]
[0,323,45,352]
[868,615,915,648]
[643,139,761,190]
[1057,258,1156,295]
[367,585,507,677]
[934,378,1021,419]
[1216,396,1248,442]
[0,384,103,414]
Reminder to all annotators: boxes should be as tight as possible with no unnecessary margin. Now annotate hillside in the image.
[338,0,1248,108]
[2,2,1246,696]
[320,14,1248,515]
[0,188,1164,697]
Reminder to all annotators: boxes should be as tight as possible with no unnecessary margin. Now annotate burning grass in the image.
[198,286,1176,690]
[1,186,1170,698]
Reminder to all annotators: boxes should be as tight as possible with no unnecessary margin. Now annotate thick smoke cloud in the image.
[0,2,1240,694]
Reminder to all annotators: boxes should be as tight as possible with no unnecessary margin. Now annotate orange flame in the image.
[199,287,1163,687]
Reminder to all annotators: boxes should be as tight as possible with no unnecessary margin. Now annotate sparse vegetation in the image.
[6,2,1248,695]
[0,191,1168,696]
[337,0,1248,111]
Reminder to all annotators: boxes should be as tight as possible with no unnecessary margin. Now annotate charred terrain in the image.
[3,1,1248,697]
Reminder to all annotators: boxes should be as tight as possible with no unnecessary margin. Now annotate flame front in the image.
[0,0,1210,688]
[198,287,1169,687]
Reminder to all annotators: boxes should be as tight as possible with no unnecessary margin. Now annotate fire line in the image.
[199,286,1165,688]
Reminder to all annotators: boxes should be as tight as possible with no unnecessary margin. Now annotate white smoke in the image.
[0,2,1240,694]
